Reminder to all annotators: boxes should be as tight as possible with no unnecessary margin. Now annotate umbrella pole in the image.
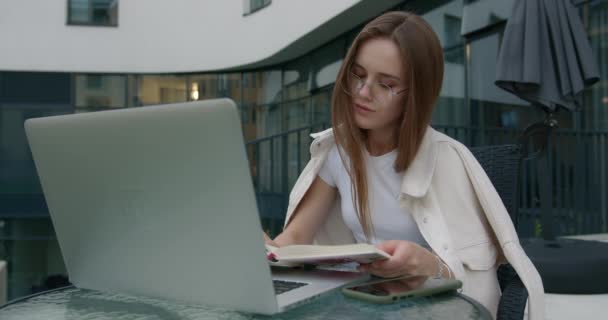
[537,140,555,240]
[519,110,558,240]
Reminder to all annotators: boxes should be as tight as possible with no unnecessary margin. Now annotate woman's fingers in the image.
[263,232,278,246]
[367,240,433,278]
[375,240,403,255]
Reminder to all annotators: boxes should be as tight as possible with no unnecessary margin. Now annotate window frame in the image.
[66,0,119,27]
[243,0,272,16]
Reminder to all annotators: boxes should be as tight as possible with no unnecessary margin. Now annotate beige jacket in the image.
[283,127,544,320]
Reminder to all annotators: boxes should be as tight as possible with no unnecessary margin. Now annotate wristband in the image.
[434,255,445,279]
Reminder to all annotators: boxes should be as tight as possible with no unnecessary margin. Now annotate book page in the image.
[272,244,390,264]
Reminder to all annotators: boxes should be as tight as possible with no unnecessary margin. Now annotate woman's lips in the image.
[354,103,375,114]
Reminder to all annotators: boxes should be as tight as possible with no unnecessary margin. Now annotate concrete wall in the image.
[0,0,365,73]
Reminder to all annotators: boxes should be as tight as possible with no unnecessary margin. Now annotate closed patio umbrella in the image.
[496,0,599,112]
[495,0,607,295]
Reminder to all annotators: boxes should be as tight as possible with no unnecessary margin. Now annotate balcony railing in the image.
[247,124,608,238]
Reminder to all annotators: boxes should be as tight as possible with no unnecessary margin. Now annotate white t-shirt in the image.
[318,145,428,246]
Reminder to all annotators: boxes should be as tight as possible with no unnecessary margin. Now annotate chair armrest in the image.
[498,264,518,291]
[497,264,529,320]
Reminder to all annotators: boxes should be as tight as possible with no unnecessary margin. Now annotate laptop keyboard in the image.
[273,280,308,295]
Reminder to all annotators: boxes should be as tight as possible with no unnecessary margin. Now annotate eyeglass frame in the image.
[343,64,409,104]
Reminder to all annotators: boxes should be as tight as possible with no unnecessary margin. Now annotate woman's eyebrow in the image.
[378,73,402,82]
[352,62,402,82]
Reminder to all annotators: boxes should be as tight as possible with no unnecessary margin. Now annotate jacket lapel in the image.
[399,127,439,198]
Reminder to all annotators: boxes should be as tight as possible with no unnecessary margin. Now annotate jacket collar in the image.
[399,127,438,198]
[310,128,334,140]
[310,126,438,198]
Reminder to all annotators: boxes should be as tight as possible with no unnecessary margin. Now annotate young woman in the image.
[265,11,543,320]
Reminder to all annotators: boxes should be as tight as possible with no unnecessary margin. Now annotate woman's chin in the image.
[354,117,377,130]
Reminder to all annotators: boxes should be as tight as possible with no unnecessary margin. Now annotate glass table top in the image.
[0,286,492,320]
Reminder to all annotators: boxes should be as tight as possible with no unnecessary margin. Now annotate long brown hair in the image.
[331,11,444,240]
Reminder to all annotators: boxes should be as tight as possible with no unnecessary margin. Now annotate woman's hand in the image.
[263,232,279,247]
[359,240,443,279]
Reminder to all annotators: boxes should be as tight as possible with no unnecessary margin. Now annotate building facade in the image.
[0,0,606,300]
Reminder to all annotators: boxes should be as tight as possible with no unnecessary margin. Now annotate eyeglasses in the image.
[344,70,408,105]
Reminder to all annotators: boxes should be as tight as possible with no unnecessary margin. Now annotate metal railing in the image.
[247,124,608,238]
[245,122,329,234]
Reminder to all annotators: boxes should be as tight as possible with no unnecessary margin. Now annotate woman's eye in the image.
[379,82,393,90]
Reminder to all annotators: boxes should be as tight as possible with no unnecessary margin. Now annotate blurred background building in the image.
[0,0,606,300]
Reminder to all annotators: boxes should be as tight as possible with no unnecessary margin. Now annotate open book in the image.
[265,243,391,267]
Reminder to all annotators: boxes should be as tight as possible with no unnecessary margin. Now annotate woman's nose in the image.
[358,82,373,100]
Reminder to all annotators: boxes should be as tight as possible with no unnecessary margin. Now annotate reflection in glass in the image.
[311,90,332,124]
[468,31,535,132]
[310,38,345,91]
[138,75,187,105]
[283,57,311,101]
[461,0,512,36]
[242,71,282,141]
[0,106,69,298]
[2,109,61,194]
[284,100,310,130]
[187,74,218,101]
[345,69,408,105]
[126,75,139,107]
[242,71,282,106]
[444,14,464,64]
[187,73,242,103]
[582,0,608,130]
[420,0,467,126]
[285,99,310,189]
[75,75,126,109]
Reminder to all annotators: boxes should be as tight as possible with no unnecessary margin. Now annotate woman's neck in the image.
[366,127,397,156]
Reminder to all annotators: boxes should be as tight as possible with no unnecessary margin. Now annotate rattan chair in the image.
[470,144,528,320]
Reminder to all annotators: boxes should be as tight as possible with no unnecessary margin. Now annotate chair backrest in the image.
[0,260,6,305]
[470,144,522,228]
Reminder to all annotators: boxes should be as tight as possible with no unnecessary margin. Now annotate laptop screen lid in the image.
[25,99,281,314]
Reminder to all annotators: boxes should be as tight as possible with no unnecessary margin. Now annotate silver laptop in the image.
[24,98,366,314]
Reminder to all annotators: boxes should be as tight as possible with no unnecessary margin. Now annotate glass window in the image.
[242,71,282,107]
[0,72,71,104]
[241,70,282,140]
[241,104,257,142]
[420,0,468,126]
[244,0,271,15]
[74,74,126,109]
[580,0,608,130]
[126,75,139,107]
[0,107,71,196]
[465,29,574,146]
[0,219,65,300]
[283,57,311,102]
[0,72,72,219]
[311,89,332,125]
[138,75,187,105]
[443,14,464,64]
[187,74,219,102]
[188,73,243,103]
[258,104,282,136]
[309,38,345,91]
[461,0,512,36]
[218,73,242,102]
[67,0,118,26]
[283,99,310,130]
